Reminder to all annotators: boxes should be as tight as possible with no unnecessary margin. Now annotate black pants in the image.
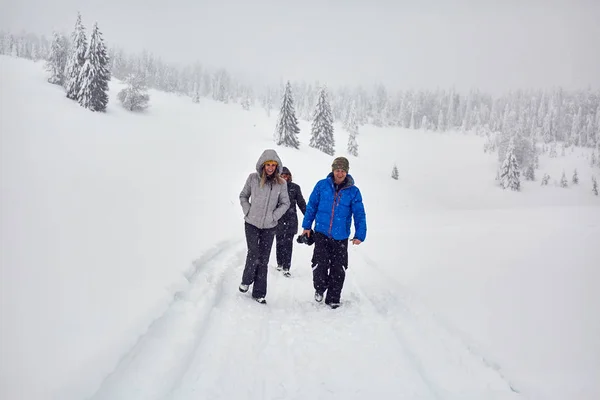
[241,222,276,298]
[275,230,295,270]
[311,231,348,304]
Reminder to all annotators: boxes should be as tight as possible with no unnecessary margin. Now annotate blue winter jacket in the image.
[302,173,367,241]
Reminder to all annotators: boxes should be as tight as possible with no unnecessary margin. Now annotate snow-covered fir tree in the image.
[78,22,110,111]
[560,171,568,188]
[264,90,273,117]
[192,81,200,103]
[64,13,87,100]
[46,32,68,85]
[309,86,335,156]
[532,139,540,169]
[346,103,359,157]
[483,131,497,153]
[437,109,444,131]
[593,176,598,196]
[274,81,300,149]
[500,138,520,191]
[541,173,550,186]
[572,169,579,185]
[117,74,149,111]
[549,141,558,158]
[391,164,399,180]
[241,94,250,110]
[524,163,535,181]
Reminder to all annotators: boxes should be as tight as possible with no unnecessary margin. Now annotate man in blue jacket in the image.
[301,156,367,309]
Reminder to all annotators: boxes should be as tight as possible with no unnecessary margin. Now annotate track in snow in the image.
[90,240,525,400]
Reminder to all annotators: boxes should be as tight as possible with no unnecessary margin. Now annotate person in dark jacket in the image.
[275,167,307,277]
[301,156,367,309]
[239,149,290,304]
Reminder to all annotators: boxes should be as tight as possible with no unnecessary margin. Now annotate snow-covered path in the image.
[89,238,521,400]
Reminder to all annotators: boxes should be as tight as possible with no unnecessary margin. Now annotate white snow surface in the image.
[1,56,599,400]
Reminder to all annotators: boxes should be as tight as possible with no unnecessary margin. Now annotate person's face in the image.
[281,173,291,182]
[333,169,347,184]
[264,162,277,176]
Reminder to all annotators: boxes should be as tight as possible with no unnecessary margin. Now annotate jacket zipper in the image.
[328,185,350,236]
[263,183,273,227]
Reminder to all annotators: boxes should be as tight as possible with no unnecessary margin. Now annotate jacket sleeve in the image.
[239,174,252,216]
[302,181,320,230]
[272,181,291,221]
[351,188,367,242]
[296,184,307,215]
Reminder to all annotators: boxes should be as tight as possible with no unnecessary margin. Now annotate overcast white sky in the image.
[1,0,599,94]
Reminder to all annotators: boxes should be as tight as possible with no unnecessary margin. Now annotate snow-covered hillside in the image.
[1,55,599,400]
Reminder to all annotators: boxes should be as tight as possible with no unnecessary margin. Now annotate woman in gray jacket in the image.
[238,149,290,304]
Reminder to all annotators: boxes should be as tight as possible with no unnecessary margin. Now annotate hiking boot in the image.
[238,283,249,293]
[314,291,324,302]
[329,303,340,309]
[283,269,291,277]
[276,265,283,271]
[254,297,267,304]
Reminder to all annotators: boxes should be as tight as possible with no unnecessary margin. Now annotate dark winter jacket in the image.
[277,181,307,235]
[240,149,290,229]
[302,173,367,241]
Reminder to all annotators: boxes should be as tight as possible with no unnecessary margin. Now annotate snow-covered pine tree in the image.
[242,94,250,110]
[549,141,558,158]
[483,131,497,153]
[274,81,300,149]
[346,104,359,157]
[46,32,68,85]
[117,74,149,111]
[500,138,521,191]
[64,12,87,99]
[592,176,598,196]
[524,163,535,181]
[541,173,550,186]
[192,81,200,103]
[78,22,110,111]
[309,86,335,155]
[391,164,399,180]
[570,107,582,146]
[530,137,539,169]
[572,169,579,184]
[265,90,273,117]
[591,152,597,167]
[560,171,568,188]
[437,109,444,131]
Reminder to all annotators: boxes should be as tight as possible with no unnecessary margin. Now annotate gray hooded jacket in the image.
[240,149,290,229]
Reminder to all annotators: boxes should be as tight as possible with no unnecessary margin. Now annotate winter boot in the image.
[314,291,324,302]
[239,283,249,293]
[283,269,291,277]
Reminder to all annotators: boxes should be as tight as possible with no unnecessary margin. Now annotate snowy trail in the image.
[347,250,523,399]
[90,240,525,400]
[90,239,247,400]
[169,251,435,399]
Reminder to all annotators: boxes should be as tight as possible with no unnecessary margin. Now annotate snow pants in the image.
[311,231,349,305]
[275,230,295,270]
[241,222,276,299]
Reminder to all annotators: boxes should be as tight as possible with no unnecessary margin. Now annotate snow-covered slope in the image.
[1,56,599,400]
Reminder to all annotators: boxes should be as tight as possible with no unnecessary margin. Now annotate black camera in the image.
[296,230,315,246]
